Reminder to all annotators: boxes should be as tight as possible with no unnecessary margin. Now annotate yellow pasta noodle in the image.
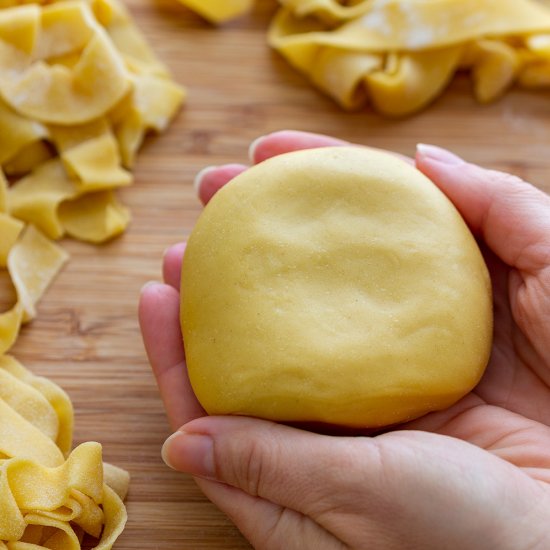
[269,0,550,114]
[0,356,129,549]
[0,172,24,267]
[0,223,68,355]
[0,0,185,243]
[0,4,129,126]
[0,1,183,547]
[3,142,53,177]
[114,73,187,167]
[7,224,69,323]
[0,1,181,547]
[177,0,254,23]
[0,100,48,167]
[0,355,74,456]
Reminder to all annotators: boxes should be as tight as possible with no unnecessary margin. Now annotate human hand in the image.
[139,131,550,549]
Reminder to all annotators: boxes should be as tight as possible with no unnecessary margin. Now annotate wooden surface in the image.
[7,0,550,548]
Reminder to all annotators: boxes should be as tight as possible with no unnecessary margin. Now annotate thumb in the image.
[162,416,369,548]
[160,416,550,550]
[161,416,369,515]
[415,144,550,272]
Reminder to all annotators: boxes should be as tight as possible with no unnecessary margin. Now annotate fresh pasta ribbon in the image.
[0,355,74,457]
[0,1,173,547]
[0,222,68,355]
[8,155,131,243]
[0,0,185,243]
[177,0,254,23]
[0,446,128,548]
[0,356,129,549]
[268,0,550,114]
[113,73,188,167]
[0,5,130,126]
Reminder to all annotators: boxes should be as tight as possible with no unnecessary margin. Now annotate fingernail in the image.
[193,166,217,195]
[248,134,267,163]
[162,431,215,479]
[416,144,465,165]
[163,242,186,260]
[140,280,161,293]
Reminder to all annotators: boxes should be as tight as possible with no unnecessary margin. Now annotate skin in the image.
[139,131,550,550]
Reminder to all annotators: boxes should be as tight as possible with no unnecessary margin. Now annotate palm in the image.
[407,251,550,485]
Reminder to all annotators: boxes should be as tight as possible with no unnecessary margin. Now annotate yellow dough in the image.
[269,0,550,114]
[181,147,493,428]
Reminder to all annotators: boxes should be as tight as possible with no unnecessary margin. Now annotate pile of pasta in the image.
[180,0,550,116]
[269,0,550,115]
[0,354,129,549]
[0,0,185,243]
[0,0,185,547]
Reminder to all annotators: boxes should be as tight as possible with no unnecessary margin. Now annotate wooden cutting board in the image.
[8,0,550,548]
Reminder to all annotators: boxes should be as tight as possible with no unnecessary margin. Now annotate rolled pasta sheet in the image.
[269,0,550,115]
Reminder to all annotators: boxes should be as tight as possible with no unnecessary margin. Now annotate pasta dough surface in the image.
[181,147,493,428]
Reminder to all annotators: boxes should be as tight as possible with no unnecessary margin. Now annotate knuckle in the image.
[486,169,525,189]
[242,437,266,496]
[228,433,276,497]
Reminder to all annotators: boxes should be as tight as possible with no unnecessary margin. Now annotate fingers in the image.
[249,130,413,165]
[163,416,550,550]
[416,144,550,272]
[249,130,350,164]
[195,164,247,205]
[138,282,205,430]
[161,415,375,516]
[194,478,343,550]
[162,242,186,290]
[194,131,415,206]
[194,131,352,206]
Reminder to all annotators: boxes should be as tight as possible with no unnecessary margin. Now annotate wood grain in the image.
[7,0,550,547]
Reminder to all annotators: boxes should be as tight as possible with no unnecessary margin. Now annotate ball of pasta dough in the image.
[180,147,493,428]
